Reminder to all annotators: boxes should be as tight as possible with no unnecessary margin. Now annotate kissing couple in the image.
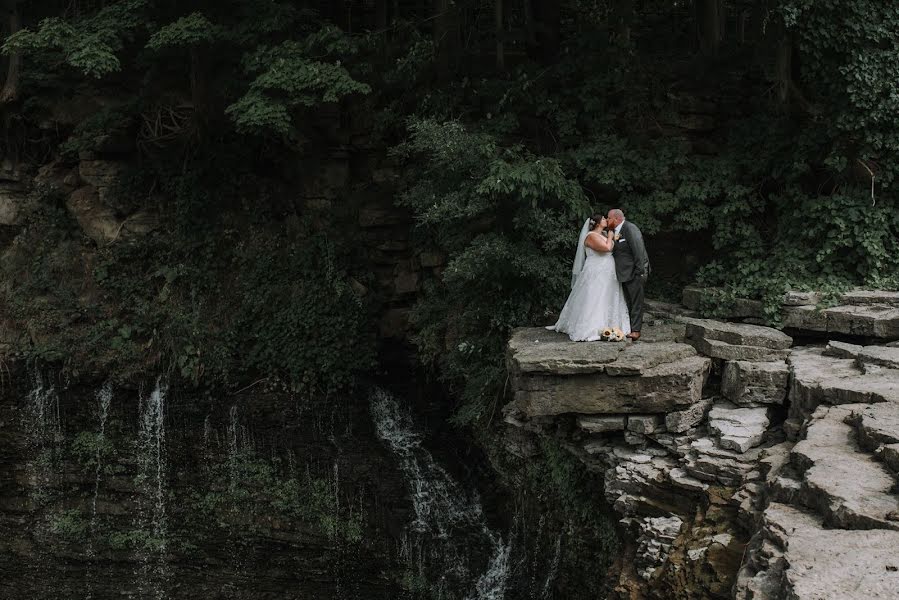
[546,208,650,342]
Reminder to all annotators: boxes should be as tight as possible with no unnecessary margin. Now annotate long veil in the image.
[570,218,592,288]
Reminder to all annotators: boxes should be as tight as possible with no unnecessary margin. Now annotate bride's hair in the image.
[588,213,605,230]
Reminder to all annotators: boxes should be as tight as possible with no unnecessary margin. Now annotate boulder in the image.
[78,159,126,204]
[66,186,120,245]
[708,402,770,453]
[721,360,789,405]
[782,290,821,306]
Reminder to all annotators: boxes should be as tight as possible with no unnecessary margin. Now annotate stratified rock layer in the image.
[506,328,710,417]
[506,317,899,600]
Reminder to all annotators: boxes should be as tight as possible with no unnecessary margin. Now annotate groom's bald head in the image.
[607,208,625,227]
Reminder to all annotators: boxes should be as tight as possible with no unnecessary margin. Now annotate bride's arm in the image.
[585,231,614,252]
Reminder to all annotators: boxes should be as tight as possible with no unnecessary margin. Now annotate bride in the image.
[546,214,631,341]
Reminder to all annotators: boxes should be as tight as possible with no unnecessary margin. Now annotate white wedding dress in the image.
[546,242,631,342]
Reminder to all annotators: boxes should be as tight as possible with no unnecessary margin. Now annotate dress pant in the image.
[622,277,644,333]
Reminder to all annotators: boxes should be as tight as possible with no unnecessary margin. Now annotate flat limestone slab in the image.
[791,405,899,531]
[857,345,899,370]
[578,415,626,433]
[788,348,899,423]
[823,340,863,359]
[604,341,697,376]
[508,355,711,417]
[783,304,899,340]
[681,317,793,350]
[840,289,899,307]
[509,328,700,377]
[508,327,623,374]
[764,503,899,600]
[691,337,790,362]
[847,403,899,452]
[708,402,770,453]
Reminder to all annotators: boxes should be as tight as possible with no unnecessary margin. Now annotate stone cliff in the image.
[502,307,899,599]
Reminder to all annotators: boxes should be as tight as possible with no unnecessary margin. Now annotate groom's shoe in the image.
[627,332,641,341]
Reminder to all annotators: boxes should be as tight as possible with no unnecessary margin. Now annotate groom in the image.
[607,209,650,341]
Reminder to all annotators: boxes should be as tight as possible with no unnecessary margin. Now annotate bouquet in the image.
[599,327,627,342]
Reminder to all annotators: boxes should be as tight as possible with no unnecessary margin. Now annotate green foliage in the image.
[522,439,619,589]
[190,448,364,543]
[4,149,375,391]
[49,509,90,542]
[4,0,149,78]
[227,32,371,136]
[146,12,219,50]
[70,431,117,471]
[394,118,588,423]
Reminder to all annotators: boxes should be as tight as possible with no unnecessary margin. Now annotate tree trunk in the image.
[433,0,460,79]
[375,0,388,30]
[611,0,634,47]
[696,0,721,57]
[718,0,726,43]
[737,9,747,44]
[529,0,560,62]
[190,46,207,130]
[775,33,791,106]
[0,0,21,104]
[495,0,504,71]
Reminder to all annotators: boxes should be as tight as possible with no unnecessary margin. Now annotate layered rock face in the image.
[0,366,416,599]
[682,286,899,341]
[503,315,899,599]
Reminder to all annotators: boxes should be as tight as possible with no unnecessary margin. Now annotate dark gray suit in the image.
[611,220,650,332]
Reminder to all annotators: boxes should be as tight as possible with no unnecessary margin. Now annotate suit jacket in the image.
[611,220,650,283]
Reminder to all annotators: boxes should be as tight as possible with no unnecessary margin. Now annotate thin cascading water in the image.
[370,388,511,600]
[136,378,170,600]
[86,380,113,600]
[23,369,62,507]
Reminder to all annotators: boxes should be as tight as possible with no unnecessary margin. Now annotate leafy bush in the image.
[393,118,588,423]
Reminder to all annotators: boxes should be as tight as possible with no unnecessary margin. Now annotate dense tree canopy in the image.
[1,1,897,412]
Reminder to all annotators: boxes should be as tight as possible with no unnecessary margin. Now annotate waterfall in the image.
[540,534,562,599]
[91,381,113,527]
[137,378,170,600]
[85,381,113,600]
[370,388,511,600]
[23,369,62,506]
